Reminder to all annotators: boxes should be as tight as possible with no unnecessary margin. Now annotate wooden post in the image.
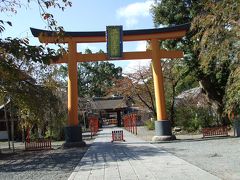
[117,110,121,127]
[68,41,79,126]
[151,39,174,140]
[151,39,167,120]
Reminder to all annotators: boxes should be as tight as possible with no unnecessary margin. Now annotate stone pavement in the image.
[68,127,220,180]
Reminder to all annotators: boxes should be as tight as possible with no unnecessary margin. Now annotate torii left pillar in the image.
[64,41,85,147]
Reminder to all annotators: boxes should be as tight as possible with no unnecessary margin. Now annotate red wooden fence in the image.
[25,138,52,151]
[123,113,137,135]
[202,126,228,138]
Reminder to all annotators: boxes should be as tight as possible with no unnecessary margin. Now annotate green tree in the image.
[60,48,123,98]
[0,0,72,140]
[163,58,198,126]
[0,39,66,135]
[225,62,240,114]
[191,0,240,118]
[151,0,240,125]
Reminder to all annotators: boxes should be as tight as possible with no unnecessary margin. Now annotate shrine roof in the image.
[91,97,128,110]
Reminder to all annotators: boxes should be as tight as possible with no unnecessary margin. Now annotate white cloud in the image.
[123,59,151,74]
[117,1,154,28]
[123,41,150,73]
[136,41,147,51]
[77,43,100,53]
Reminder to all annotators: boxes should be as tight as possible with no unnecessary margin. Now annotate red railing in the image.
[88,116,99,138]
[202,126,228,138]
[25,138,52,151]
[123,113,137,135]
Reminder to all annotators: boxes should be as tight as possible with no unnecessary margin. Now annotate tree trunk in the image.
[4,103,11,149]
[22,127,25,143]
[49,105,52,138]
[199,79,225,125]
[11,117,15,152]
[170,85,176,127]
[10,101,14,152]
[136,93,157,118]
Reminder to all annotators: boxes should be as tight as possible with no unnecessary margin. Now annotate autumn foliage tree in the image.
[152,0,240,125]
[0,0,72,138]
[110,66,156,117]
[191,0,240,116]
[0,0,72,32]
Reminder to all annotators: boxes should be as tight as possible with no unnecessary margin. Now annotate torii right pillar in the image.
[151,39,176,141]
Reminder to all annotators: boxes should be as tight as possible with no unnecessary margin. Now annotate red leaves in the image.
[42,13,53,20]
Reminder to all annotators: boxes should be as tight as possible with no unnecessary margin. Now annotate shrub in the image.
[175,106,216,132]
[144,119,155,130]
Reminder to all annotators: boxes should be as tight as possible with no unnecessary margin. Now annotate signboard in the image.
[106,26,123,59]
[111,130,125,142]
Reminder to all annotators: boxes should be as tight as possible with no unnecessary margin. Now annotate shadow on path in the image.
[0,146,89,173]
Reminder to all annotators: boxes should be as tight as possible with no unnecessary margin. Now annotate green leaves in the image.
[77,61,122,97]
[0,36,67,128]
[191,0,240,113]
[151,0,203,27]
[59,54,123,98]
[0,37,60,65]
[151,0,240,123]
[0,0,72,131]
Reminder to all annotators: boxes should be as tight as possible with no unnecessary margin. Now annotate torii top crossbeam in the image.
[31,23,189,141]
[31,23,189,43]
[31,23,189,63]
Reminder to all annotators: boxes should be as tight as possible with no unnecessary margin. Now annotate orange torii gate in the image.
[31,23,189,144]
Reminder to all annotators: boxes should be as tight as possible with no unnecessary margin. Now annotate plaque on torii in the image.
[31,23,189,142]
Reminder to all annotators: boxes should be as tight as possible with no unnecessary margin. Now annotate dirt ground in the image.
[136,126,240,180]
[0,127,239,180]
[0,133,94,180]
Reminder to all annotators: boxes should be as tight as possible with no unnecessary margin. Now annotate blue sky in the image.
[1,0,155,72]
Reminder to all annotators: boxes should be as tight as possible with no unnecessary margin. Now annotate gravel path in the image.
[0,147,88,180]
[136,126,240,180]
[154,138,240,180]
[0,134,93,180]
[1,127,239,180]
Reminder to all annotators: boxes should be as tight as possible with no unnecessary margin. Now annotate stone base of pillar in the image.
[152,120,176,142]
[63,126,86,148]
[152,135,176,141]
